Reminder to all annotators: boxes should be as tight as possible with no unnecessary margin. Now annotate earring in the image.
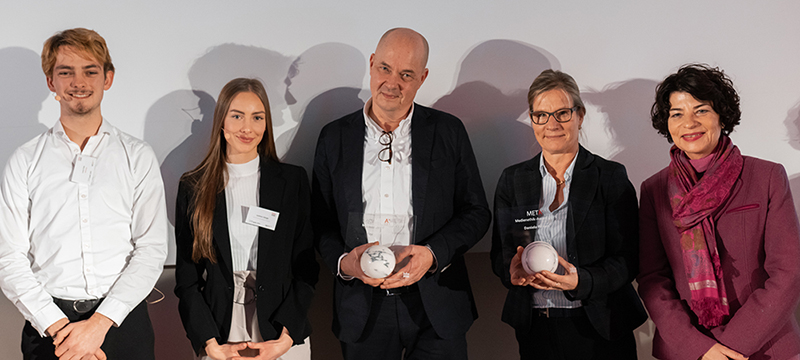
[54,93,61,102]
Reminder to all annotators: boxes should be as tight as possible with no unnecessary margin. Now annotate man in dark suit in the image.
[311,28,490,359]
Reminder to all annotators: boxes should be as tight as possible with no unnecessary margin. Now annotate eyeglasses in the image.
[530,106,579,125]
[378,131,393,165]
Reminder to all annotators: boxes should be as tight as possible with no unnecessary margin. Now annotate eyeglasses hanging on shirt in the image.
[378,131,393,165]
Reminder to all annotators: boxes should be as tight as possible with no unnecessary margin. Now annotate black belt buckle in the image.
[537,308,551,318]
[384,287,406,296]
[72,299,100,314]
[376,284,417,297]
[535,307,582,318]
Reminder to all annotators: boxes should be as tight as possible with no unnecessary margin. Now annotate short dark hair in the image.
[651,63,741,142]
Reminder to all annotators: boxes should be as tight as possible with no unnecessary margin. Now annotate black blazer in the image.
[174,158,318,355]
[311,104,491,342]
[490,146,646,340]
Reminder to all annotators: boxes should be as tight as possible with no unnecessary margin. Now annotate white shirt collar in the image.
[53,118,114,137]
[227,155,260,178]
[539,152,578,183]
[363,98,414,140]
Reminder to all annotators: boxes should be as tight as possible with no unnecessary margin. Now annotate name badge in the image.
[244,206,280,231]
[70,155,97,184]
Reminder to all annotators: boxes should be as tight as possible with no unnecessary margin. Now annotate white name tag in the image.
[244,206,280,231]
[70,155,97,184]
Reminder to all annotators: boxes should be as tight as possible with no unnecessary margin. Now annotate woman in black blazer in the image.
[174,78,318,360]
[490,70,646,359]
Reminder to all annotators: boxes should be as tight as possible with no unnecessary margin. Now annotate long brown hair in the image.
[182,78,279,263]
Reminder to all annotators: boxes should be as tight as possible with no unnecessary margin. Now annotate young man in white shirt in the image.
[0,28,168,360]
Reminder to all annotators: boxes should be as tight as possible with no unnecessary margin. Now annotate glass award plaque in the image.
[496,206,542,271]
[347,213,416,278]
[346,213,415,248]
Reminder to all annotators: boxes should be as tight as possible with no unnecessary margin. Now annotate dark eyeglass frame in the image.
[378,131,393,165]
[529,106,579,125]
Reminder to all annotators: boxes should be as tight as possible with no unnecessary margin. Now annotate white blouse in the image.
[225,156,260,271]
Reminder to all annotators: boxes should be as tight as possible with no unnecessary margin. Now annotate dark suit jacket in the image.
[174,159,318,355]
[490,146,647,341]
[311,104,490,342]
[638,156,800,360]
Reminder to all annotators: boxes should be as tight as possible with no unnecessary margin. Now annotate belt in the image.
[534,307,584,318]
[373,284,419,297]
[53,297,104,314]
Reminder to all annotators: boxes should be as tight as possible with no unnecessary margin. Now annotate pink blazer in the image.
[638,156,800,360]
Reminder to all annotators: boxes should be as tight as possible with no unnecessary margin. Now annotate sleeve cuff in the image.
[31,302,68,337]
[424,245,438,273]
[565,268,592,301]
[95,297,131,327]
[337,253,355,281]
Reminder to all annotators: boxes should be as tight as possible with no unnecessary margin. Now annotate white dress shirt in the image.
[361,99,414,246]
[0,119,168,336]
[225,156,260,272]
[336,99,416,279]
[533,154,581,309]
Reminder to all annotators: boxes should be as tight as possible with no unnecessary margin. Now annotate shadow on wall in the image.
[0,47,49,168]
[432,40,554,253]
[785,99,800,220]
[276,42,367,175]
[188,44,295,128]
[583,79,670,193]
[144,90,215,226]
[144,44,294,230]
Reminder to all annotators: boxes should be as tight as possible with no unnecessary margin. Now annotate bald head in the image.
[376,28,429,69]
[368,27,430,126]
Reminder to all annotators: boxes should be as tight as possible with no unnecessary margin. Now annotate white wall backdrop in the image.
[2,0,799,260]
[1,1,799,358]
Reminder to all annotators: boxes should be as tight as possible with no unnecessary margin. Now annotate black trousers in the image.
[515,310,637,360]
[340,288,468,360]
[21,299,155,360]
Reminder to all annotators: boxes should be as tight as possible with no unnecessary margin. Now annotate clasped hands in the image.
[204,326,293,360]
[509,246,578,291]
[699,343,748,360]
[340,242,433,289]
[46,313,113,360]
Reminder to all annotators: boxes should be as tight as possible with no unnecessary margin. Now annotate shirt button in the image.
[82,219,88,223]
[384,194,389,198]
[81,194,87,199]
[385,166,390,170]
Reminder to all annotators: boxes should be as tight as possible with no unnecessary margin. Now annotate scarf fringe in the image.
[712,254,723,279]
[691,297,727,328]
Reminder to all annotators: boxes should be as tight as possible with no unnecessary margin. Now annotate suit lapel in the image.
[256,159,285,272]
[341,112,366,249]
[567,146,598,253]
[212,191,234,283]
[514,155,542,208]
[411,105,433,239]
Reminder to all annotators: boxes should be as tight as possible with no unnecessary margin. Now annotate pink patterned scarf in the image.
[667,135,742,328]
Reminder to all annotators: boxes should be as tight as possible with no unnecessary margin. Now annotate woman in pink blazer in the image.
[638,64,800,360]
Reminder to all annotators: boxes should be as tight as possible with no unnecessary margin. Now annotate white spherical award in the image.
[521,241,558,274]
[360,245,396,279]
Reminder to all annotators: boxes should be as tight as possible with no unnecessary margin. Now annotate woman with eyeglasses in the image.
[637,64,800,360]
[490,69,647,359]
[174,78,318,360]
